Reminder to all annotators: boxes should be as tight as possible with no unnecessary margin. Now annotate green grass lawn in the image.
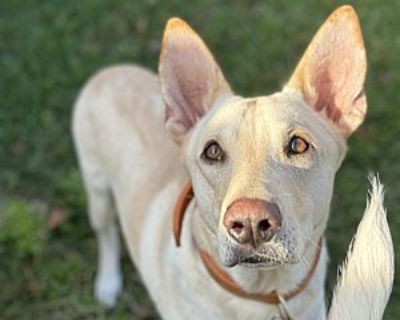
[1,0,399,319]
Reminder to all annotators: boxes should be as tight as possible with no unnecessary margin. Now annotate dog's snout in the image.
[223,198,281,247]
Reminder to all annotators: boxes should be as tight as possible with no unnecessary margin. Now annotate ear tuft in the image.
[159,18,231,144]
[285,5,367,137]
[163,17,192,33]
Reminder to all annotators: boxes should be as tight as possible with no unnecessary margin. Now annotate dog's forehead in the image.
[207,92,314,134]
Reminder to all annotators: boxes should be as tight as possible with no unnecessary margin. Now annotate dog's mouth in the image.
[241,256,267,265]
[223,251,291,269]
[238,254,289,268]
[241,256,261,264]
[220,238,297,269]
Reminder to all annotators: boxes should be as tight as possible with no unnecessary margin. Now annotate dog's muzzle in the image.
[220,198,284,267]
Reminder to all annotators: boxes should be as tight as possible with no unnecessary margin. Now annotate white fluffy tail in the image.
[328,176,394,320]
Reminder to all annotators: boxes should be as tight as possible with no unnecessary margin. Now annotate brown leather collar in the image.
[173,182,323,305]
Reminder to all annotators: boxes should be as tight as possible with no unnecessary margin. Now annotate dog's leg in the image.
[328,176,394,320]
[84,172,122,308]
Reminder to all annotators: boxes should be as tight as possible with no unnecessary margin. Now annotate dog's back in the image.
[72,64,187,307]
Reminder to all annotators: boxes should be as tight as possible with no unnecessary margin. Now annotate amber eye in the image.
[203,141,224,162]
[288,136,309,155]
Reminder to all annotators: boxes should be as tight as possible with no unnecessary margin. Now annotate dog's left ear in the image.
[285,5,367,137]
[159,18,232,144]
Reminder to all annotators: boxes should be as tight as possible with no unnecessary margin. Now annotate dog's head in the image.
[159,6,367,268]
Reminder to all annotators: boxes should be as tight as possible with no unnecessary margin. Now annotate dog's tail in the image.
[328,175,394,320]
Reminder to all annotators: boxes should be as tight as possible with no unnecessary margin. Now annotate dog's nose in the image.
[223,198,281,247]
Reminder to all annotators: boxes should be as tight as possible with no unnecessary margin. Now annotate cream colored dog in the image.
[72,5,394,319]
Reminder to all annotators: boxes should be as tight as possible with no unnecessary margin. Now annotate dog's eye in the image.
[202,141,224,162]
[288,136,309,155]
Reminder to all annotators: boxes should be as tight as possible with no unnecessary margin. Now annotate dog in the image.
[72,5,394,319]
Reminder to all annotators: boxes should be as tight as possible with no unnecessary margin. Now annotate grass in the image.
[0,0,399,318]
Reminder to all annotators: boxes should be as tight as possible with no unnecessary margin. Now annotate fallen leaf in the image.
[47,208,68,230]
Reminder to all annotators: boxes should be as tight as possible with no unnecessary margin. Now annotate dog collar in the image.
[173,182,323,305]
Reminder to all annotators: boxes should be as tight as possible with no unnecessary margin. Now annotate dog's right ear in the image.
[159,18,232,144]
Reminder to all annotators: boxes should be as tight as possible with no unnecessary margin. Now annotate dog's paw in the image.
[95,273,123,308]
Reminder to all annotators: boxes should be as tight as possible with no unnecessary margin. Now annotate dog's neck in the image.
[189,198,326,296]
